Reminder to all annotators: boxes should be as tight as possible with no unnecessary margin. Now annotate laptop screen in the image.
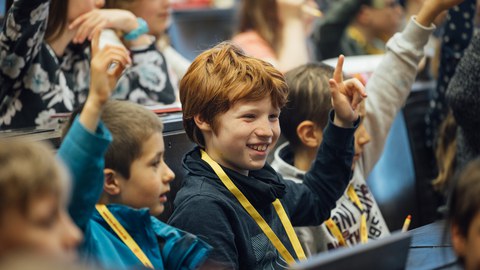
[291,232,412,270]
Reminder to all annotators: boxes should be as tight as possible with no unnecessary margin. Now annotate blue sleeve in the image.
[58,117,112,231]
[151,217,212,270]
[285,111,357,226]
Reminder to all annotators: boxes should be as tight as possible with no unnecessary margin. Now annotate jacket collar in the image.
[183,147,286,209]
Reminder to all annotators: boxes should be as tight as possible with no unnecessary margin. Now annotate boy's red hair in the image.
[180,42,288,147]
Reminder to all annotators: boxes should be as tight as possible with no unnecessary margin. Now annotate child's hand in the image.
[80,30,131,132]
[88,30,131,107]
[329,55,367,128]
[69,9,138,44]
[417,0,464,26]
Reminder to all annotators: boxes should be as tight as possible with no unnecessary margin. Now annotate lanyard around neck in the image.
[200,149,306,265]
[95,204,154,269]
[325,184,368,246]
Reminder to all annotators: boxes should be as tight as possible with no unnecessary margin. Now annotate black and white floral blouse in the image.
[0,0,176,130]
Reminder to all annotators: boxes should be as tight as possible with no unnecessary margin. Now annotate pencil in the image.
[401,215,411,232]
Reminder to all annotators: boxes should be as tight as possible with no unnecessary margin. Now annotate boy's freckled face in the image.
[205,96,281,175]
[118,132,175,216]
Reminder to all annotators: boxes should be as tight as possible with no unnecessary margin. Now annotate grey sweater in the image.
[446,32,480,170]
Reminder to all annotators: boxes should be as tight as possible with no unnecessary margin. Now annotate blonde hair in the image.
[432,112,457,193]
[0,140,63,219]
[180,42,288,147]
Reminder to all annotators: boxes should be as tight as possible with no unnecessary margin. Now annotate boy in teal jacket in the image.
[58,31,211,269]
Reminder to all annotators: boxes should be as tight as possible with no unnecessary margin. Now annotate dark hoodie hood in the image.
[182,147,286,209]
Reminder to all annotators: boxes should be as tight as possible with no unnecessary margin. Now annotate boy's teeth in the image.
[250,144,268,151]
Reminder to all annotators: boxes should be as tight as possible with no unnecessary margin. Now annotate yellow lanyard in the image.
[200,150,306,265]
[95,204,154,269]
[325,184,368,246]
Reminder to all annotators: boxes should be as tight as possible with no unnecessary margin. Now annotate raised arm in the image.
[287,56,367,225]
[59,31,131,229]
[276,0,310,72]
[361,0,465,176]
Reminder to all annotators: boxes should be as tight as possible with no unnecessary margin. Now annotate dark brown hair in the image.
[45,0,69,42]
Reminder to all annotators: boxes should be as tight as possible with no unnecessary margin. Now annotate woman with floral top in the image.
[0,0,176,129]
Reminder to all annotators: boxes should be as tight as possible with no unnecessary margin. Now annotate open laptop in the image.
[290,231,412,270]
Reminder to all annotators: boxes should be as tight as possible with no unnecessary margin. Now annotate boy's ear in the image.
[194,114,212,132]
[451,223,467,258]
[103,169,121,196]
[296,120,323,148]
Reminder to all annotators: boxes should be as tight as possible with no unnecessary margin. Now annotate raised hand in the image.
[328,55,367,128]
[417,0,464,26]
[80,30,131,132]
[69,9,138,44]
[89,30,131,105]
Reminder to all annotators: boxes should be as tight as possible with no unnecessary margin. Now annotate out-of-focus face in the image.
[0,194,82,261]
[129,0,171,37]
[68,0,105,22]
[353,101,370,169]
[452,212,480,270]
[116,132,175,216]
[367,0,404,40]
[202,96,281,176]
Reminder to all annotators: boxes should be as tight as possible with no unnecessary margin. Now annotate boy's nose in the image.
[162,162,175,183]
[61,211,83,250]
[254,120,275,137]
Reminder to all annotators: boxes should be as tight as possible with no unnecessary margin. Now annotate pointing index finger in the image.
[333,54,344,83]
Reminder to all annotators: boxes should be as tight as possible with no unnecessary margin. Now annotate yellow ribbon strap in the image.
[200,149,306,265]
[95,204,154,269]
[272,200,307,260]
[325,184,368,246]
[325,218,347,246]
